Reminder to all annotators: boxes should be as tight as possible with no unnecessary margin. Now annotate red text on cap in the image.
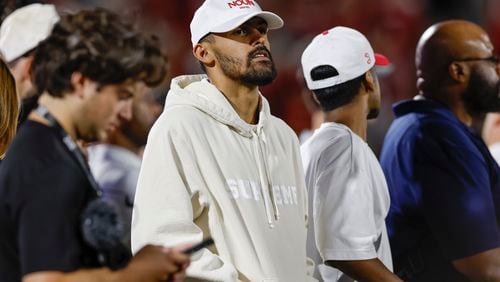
[228,0,255,9]
[364,52,371,64]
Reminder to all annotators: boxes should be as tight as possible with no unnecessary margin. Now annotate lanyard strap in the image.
[35,105,102,197]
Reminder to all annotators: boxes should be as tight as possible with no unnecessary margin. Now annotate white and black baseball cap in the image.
[0,4,59,63]
[190,0,284,47]
[301,26,390,90]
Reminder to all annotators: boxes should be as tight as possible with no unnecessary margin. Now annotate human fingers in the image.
[163,248,190,265]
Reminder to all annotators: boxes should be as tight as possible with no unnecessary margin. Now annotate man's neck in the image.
[311,111,325,131]
[420,92,473,126]
[29,93,79,140]
[448,101,473,127]
[209,74,261,124]
[323,100,368,141]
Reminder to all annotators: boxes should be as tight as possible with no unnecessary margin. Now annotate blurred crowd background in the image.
[2,0,499,155]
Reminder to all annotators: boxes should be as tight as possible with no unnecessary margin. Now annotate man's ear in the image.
[193,42,215,68]
[22,55,34,80]
[70,72,86,98]
[362,71,375,93]
[310,90,321,106]
[10,55,34,82]
[448,62,469,83]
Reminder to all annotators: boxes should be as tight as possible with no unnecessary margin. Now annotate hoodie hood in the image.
[166,74,271,138]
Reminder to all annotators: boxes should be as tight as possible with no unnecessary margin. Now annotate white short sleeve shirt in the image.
[301,122,393,281]
[489,142,500,165]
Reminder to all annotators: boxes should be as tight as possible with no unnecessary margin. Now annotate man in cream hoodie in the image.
[132,0,314,281]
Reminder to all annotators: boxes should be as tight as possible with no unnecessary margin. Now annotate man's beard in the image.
[214,46,277,86]
[462,71,500,115]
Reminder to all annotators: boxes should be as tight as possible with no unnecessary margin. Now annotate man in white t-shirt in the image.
[300,27,401,282]
[483,113,500,165]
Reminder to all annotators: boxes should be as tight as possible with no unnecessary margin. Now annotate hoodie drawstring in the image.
[258,129,280,221]
[252,128,279,228]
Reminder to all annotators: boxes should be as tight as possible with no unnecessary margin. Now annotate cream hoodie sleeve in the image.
[131,115,238,281]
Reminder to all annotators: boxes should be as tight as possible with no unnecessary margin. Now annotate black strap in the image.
[35,105,102,197]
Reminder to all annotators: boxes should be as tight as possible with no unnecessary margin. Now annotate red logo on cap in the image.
[364,52,371,64]
[321,30,329,35]
[228,0,255,9]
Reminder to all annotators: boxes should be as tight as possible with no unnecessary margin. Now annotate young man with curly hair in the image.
[0,8,189,282]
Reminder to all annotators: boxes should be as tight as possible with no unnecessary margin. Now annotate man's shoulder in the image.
[268,115,296,136]
[413,116,471,147]
[302,124,354,165]
[163,103,206,119]
[14,120,56,142]
[309,123,353,148]
[0,147,85,206]
[3,121,61,160]
[158,105,214,129]
[146,106,208,142]
[0,121,74,181]
[389,110,466,144]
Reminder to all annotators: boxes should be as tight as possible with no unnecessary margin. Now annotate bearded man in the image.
[380,20,500,281]
[131,0,315,281]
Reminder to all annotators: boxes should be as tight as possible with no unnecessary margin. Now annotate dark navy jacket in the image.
[380,99,500,281]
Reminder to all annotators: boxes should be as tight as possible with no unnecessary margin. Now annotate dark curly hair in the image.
[32,8,168,97]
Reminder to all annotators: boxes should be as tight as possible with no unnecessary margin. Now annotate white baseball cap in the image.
[301,26,390,90]
[0,4,59,63]
[190,0,284,47]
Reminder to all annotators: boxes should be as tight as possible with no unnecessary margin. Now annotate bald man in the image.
[380,20,500,281]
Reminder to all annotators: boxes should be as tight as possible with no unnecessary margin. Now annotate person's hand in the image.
[164,247,190,282]
[121,244,190,282]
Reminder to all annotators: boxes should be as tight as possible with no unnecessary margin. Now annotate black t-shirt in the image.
[0,120,99,281]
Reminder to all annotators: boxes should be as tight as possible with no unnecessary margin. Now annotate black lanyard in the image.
[35,105,102,197]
